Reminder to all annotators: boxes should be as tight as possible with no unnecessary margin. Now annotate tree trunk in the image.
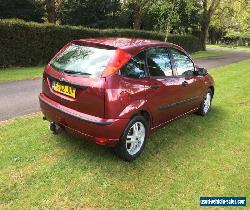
[164,20,170,42]
[210,29,216,44]
[199,0,221,50]
[200,20,210,51]
[133,16,142,30]
[132,3,142,30]
[46,0,56,23]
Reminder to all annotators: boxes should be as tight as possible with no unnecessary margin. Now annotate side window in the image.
[169,48,194,77]
[146,48,173,77]
[120,52,146,79]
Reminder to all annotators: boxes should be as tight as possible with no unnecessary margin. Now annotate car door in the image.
[143,47,181,128]
[168,48,204,115]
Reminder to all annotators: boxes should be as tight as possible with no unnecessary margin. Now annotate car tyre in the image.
[113,115,149,161]
[196,88,213,116]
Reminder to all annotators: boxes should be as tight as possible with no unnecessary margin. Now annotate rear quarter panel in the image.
[104,74,150,119]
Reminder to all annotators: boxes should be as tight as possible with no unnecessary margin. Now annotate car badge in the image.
[59,78,65,82]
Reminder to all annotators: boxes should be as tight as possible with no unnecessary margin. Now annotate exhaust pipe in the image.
[49,122,62,134]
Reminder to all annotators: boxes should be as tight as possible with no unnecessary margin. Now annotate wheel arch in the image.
[209,86,214,98]
[129,109,152,130]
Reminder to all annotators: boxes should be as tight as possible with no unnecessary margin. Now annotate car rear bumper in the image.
[39,93,129,147]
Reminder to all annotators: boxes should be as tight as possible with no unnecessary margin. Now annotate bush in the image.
[0,0,44,23]
[0,19,202,68]
[224,31,250,46]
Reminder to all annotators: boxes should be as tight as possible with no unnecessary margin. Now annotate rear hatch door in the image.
[42,43,116,118]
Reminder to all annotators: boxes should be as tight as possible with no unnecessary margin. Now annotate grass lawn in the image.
[208,44,250,52]
[0,66,43,82]
[1,60,250,209]
[190,50,228,59]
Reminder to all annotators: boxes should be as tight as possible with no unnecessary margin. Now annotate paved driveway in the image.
[195,50,250,69]
[0,79,41,121]
[0,49,249,121]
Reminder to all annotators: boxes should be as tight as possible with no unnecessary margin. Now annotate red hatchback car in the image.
[39,38,214,161]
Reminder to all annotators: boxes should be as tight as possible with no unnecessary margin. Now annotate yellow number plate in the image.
[52,81,76,98]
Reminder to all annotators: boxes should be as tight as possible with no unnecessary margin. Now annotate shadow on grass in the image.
[50,105,226,170]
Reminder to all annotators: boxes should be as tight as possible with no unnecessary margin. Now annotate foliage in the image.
[0,0,45,22]
[0,0,249,44]
[0,19,202,68]
[56,0,202,34]
[149,0,200,35]
[223,31,250,46]
[57,0,122,28]
[198,0,222,50]
[225,31,250,40]
[150,0,182,36]
[124,0,158,30]
[209,0,250,44]
[211,0,250,33]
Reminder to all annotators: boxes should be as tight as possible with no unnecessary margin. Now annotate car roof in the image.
[72,37,186,56]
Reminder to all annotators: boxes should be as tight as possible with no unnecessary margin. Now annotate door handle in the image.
[182,81,188,86]
[150,84,160,90]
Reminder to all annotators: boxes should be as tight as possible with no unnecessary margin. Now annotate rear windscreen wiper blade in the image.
[63,70,91,75]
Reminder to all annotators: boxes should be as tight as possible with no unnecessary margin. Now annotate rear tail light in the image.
[102,49,132,77]
[95,137,109,145]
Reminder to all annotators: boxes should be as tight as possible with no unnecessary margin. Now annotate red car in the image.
[39,38,214,161]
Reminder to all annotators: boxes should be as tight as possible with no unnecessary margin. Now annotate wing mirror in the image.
[195,67,208,76]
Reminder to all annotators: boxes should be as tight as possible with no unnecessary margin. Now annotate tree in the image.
[152,0,181,40]
[199,0,222,50]
[57,0,122,28]
[208,0,250,45]
[147,0,200,39]
[124,0,157,30]
[46,0,56,23]
[0,0,44,22]
[176,0,201,34]
[211,0,250,33]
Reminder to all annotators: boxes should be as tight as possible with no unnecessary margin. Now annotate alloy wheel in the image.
[126,122,146,156]
[203,92,211,114]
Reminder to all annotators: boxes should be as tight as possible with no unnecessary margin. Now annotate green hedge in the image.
[0,19,202,68]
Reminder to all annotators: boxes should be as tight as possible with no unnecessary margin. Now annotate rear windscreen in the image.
[50,44,115,77]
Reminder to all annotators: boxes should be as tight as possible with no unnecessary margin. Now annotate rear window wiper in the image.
[63,70,91,75]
